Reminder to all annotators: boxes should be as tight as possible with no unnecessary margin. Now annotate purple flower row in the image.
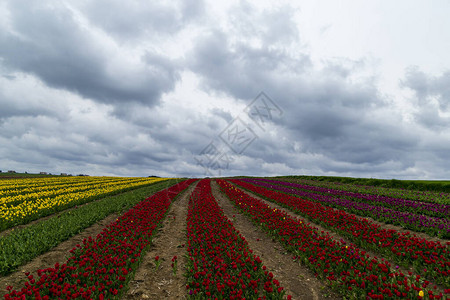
[242,179,450,238]
[257,178,450,219]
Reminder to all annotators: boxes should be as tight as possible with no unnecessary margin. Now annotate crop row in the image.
[0,179,180,276]
[0,177,122,195]
[4,179,195,300]
[0,177,165,206]
[278,177,450,205]
[243,178,450,239]
[186,179,288,299]
[257,178,450,219]
[0,177,128,197]
[231,179,450,286]
[0,177,166,231]
[218,180,449,299]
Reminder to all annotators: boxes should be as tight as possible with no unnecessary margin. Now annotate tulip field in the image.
[0,176,449,299]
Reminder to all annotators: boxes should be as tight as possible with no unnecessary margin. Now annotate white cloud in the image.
[1,0,450,179]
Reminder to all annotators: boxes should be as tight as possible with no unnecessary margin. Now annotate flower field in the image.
[0,176,167,231]
[1,175,449,299]
[3,178,195,299]
[230,179,450,285]
[244,178,450,238]
[186,179,287,299]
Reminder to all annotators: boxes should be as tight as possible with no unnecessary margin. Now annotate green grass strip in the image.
[0,179,180,276]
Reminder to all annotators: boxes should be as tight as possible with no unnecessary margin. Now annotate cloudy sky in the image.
[1,0,450,179]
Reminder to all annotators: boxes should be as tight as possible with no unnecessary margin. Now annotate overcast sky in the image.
[1,0,450,179]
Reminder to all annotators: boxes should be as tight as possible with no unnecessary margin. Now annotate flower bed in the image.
[186,179,288,299]
[218,179,449,299]
[0,179,180,276]
[0,177,168,231]
[231,179,450,286]
[4,179,196,300]
[245,178,450,238]
[256,178,450,219]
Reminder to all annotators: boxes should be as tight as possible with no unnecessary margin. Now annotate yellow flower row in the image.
[0,177,168,230]
[0,177,149,205]
[0,177,122,196]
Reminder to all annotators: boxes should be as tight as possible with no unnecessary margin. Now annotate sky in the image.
[1,0,450,179]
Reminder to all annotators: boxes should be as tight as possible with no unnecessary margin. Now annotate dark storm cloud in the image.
[188,30,311,100]
[0,107,185,176]
[187,11,417,176]
[2,0,449,179]
[0,1,181,107]
[274,75,418,167]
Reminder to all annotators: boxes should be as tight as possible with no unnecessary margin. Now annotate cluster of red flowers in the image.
[186,179,289,299]
[4,179,196,300]
[229,179,450,287]
[217,180,449,299]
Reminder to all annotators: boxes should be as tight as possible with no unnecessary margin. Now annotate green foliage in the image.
[0,179,178,275]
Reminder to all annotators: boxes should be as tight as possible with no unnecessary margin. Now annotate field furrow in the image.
[218,179,449,299]
[210,180,340,300]
[124,181,198,299]
[245,178,450,238]
[186,179,289,299]
[1,175,449,299]
[3,179,195,299]
[0,179,180,276]
[230,179,450,287]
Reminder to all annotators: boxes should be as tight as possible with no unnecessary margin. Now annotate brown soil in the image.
[228,181,448,296]
[210,181,341,300]
[230,182,373,258]
[123,182,198,300]
[0,213,120,297]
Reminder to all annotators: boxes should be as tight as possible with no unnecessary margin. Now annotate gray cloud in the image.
[402,67,450,130]
[0,1,181,107]
[81,0,204,41]
[1,0,450,179]
[188,30,311,100]
[187,6,418,177]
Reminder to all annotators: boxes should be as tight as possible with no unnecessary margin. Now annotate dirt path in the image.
[123,182,197,300]
[227,181,449,295]
[234,183,399,260]
[0,212,120,297]
[210,181,341,300]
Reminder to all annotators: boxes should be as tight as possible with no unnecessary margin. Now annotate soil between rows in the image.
[228,181,449,295]
[0,213,121,297]
[123,182,198,300]
[4,178,445,299]
[0,182,175,297]
[210,181,341,300]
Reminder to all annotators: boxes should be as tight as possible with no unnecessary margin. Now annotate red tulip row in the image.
[217,179,449,299]
[186,179,289,300]
[229,179,450,287]
[4,179,196,300]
